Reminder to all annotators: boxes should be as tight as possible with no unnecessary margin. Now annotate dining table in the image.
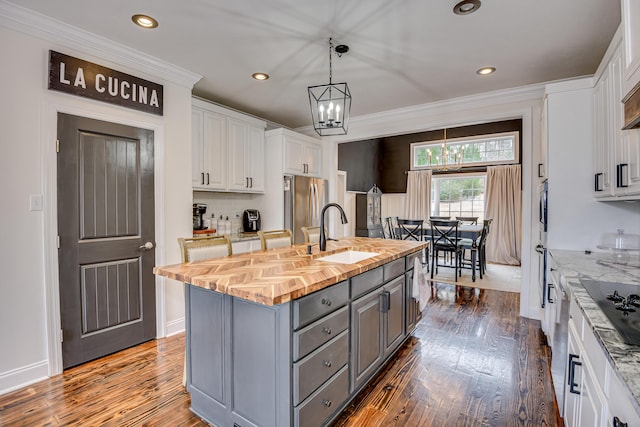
[396,221,485,281]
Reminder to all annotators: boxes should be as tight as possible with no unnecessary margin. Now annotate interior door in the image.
[57,113,156,369]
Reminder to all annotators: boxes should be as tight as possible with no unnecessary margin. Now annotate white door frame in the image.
[41,94,166,376]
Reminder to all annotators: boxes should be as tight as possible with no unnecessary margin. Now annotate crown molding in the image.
[296,82,547,142]
[0,0,202,88]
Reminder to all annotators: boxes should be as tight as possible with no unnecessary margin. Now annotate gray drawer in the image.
[293,305,349,362]
[351,266,383,298]
[384,257,405,281]
[405,251,422,270]
[294,365,349,427]
[293,330,349,405]
[293,280,349,330]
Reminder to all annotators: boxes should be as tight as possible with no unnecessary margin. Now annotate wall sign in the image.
[48,50,163,116]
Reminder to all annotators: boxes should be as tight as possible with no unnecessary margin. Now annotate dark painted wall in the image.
[337,138,381,193]
[338,119,523,193]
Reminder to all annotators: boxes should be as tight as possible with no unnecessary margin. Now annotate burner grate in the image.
[580,278,640,346]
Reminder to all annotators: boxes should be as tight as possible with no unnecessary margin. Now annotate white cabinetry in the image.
[563,295,640,427]
[622,0,640,97]
[191,107,227,190]
[191,97,266,193]
[593,28,640,200]
[282,131,323,177]
[227,118,265,192]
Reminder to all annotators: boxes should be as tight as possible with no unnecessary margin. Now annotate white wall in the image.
[546,80,640,251]
[0,6,198,394]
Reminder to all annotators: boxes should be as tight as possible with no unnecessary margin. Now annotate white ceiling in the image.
[10,0,620,129]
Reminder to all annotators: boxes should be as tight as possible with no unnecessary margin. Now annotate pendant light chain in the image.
[329,37,333,85]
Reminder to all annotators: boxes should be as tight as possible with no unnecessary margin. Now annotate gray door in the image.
[57,113,156,369]
[350,289,383,391]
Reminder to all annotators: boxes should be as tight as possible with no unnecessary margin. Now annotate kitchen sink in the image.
[316,250,380,264]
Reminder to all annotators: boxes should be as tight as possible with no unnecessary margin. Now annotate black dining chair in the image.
[456,216,479,225]
[397,219,424,241]
[397,219,428,271]
[382,216,399,239]
[460,223,488,281]
[429,219,464,281]
[429,216,451,221]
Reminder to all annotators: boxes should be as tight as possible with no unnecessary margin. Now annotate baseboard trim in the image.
[0,360,49,396]
[165,317,185,337]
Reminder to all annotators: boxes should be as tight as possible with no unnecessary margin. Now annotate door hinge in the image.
[56,139,60,153]
[57,235,60,248]
[60,328,64,342]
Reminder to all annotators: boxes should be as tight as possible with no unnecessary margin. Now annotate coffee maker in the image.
[193,203,207,230]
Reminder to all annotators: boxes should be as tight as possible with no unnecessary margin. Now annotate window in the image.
[431,174,486,221]
[411,131,519,170]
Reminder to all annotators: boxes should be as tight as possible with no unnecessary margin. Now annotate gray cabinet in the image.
[350,262,406,392]
[185,250,422,427]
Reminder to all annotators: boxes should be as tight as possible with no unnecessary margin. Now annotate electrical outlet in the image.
[30,194,43,211]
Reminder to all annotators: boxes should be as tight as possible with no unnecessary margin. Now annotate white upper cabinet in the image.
[282,131,323,177]
[191,97,266,193]
[622,0,640,97]
[227,118,265,192]
[191,107,227,190]
[592,29,640,200]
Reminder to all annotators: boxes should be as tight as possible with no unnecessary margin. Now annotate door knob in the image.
[139,242,154,250]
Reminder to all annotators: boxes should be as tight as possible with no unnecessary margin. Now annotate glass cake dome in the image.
[597,229,640,264]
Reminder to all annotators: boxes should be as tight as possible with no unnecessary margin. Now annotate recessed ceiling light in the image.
[453,0,481,15]
[132,14,158,29]
[252,72,270,81]
[476,67,496,75]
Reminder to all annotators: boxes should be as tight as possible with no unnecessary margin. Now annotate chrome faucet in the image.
[319,203,348,251]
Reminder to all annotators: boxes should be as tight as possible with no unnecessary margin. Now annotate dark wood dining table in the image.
[396,221,484,281]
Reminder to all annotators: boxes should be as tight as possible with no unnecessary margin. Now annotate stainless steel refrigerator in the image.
[284,175,327,244]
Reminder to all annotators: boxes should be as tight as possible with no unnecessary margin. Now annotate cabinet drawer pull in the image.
[613,416,628,427]
[323,360,332,368]
[617,164,629,188]
[322,399,332,407]
[321,298,332,306]
[568,353,581,395]
[547,283,554,304]
[201,172,205,185]
[322,327,332,335]
[250,177,253,188]
[206,173,210,185]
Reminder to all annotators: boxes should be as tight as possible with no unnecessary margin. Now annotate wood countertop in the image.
[153,237,428,306]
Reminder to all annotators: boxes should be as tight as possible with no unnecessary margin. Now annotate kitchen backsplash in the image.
[193,191,263,225]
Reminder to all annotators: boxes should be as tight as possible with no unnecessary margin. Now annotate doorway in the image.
[57,113,156,369]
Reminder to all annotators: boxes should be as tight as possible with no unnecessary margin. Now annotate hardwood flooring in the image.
[0,283,561,427]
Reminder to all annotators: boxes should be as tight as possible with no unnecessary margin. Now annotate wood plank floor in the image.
[0,283,561,426]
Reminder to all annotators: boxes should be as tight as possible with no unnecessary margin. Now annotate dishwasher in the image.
[548,265,569,418]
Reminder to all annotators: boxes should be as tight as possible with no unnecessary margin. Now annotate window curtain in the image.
[484,165,522,265]
[405,170,432,221]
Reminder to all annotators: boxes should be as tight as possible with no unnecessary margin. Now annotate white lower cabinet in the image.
[564,295,640,427]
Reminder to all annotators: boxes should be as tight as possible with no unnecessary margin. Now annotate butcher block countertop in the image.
[153,237,427,306]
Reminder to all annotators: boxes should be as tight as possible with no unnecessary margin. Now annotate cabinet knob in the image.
[323,360,332,368]
[321,298,332,306]
[322,399,332,407]
[322,327,332,335]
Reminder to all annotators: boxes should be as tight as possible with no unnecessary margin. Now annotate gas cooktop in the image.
[580,278,640,346]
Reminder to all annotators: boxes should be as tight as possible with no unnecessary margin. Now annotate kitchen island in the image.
[154,237,428,427]
[549,250,640,426]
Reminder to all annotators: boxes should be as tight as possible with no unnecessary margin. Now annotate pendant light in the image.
[308,37,352,136]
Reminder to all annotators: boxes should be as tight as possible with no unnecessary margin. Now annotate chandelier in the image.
[427,128,464,171]
[308,37,351,136]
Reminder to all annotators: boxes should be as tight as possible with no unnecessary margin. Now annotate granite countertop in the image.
[154,237,427,306]
[549,249,640,414]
